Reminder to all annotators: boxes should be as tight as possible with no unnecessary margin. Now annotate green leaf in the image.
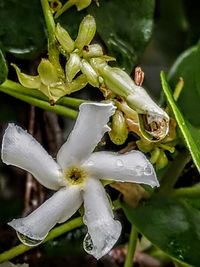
[161,71,200,173]
[0,0,46,59]
[88,0,155,73]
[0,47,8,84]
[122,195,200,266]
[168,45,200,126]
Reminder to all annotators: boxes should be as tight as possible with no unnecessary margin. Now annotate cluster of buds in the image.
[13,14,170,143]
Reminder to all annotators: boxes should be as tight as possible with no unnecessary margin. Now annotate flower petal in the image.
[83,150,159,188]
[82,177,121,259]
[8,186,82,245]
[1,124,65,190]
[57,102,116,169]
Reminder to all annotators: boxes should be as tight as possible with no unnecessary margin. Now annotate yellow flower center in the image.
[64,166,87,185]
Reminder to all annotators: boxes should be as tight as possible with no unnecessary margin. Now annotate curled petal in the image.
[8,186,82,244]
[1,124,65,190]
[83,177,121,259]
[83,150,159,188]
[37,59,58,86]
[57,102,116,169]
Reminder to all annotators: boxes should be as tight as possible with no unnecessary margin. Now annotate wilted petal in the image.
[57,102,116,169]
[83,177,121,259]
[1,124,65,190]
[8,186,82,244]
[83,151,159,188]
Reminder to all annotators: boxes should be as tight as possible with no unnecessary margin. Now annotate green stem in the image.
[124,224,138,267]
[159,150,191,194]
[0,217,83,263]
[0,87,78,119]
[1,80,86,109]
[55,0,76,19]
[40,0,56,43]
[173,183,200,198]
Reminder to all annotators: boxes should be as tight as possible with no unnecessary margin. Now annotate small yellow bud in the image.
[109,110,128,145]
[75,15,96,50]
[55,23,75,53]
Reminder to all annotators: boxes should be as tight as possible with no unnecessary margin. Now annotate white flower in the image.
[1,102,159,259]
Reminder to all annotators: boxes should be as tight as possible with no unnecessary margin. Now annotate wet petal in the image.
[1,124,65,190]
[8,186,82,244]
[83,177,121,259]
[57,102,116,169]
[83,150,159,188]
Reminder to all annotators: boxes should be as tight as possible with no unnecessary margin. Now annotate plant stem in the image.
[40,0,56,43]
[0,87,78,119]
[0,217,83,263]
[173,183,200,198]
[124,224,138,267]
[159,150,191,194]
[1,80,86,109]
[55,0,76,19]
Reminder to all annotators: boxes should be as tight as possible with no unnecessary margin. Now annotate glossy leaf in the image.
[122,195,200,266]
[0,0,46,59]
[161,71,200,173]
[168,45,200,126]
[88,0,155,73]
[0,47,8,84]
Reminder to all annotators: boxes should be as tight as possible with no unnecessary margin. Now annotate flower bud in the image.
[65,53,81,82]
[12,64,41,88]
[109,110,128,145]
[75,15,96,50]
[155,150,168,171]
[75,0,92,11]
[82,44,103,58]
[38,59,58,86]
[81,59,99,87]
[55,23,75,53]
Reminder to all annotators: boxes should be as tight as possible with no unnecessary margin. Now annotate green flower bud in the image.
[38,59,58,86]
[12,63,41,88]
[81,59,99,87]
[155,150,168,171]
[65,53,81,82]
[75,0,92,11]
[82,44,103,58]
[109,110,128,145]
[55,23,75,53]
[150,147,161,164]
[75,15,96,50]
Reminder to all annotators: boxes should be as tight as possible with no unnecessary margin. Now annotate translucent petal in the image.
[83,150,159,188]
[83,177,121,259]
[8,186,82,244]
[57,102,116,169]
[1,124,65,190]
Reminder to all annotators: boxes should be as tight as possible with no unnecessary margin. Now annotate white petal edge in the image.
[1,124,65,190]
[8,186,82,244]
[82,150,159,188]
[82,177,121,259]
[57,102,116,169]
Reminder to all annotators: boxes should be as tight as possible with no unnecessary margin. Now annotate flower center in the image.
[64,166,87,185]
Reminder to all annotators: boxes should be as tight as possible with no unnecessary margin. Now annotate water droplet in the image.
[17,231,44,246]
[144,165,152,175]
[83,233,94,253]
[87,160,94,166]
[116,159,124,167]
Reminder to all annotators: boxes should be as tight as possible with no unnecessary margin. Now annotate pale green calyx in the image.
[109,110,128,145]
[55,23,75,53]
[75,15,96,50]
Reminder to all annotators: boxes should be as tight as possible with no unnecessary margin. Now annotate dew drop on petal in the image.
[144,165,153,175]
[116,159,124,167]
[17,231,44,246]
[83,233,94,253]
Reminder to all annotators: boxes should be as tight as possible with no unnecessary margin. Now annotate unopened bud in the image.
[156,150,168,170]
[55,23,75,53]
[109,110,128,145]
[38,59,58,86]
[65,53,81,82]
[81,59,99,87]
[82,44,103,58]
[75,0,92,11]
[12,63,41,88]
[75,15,96,50]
